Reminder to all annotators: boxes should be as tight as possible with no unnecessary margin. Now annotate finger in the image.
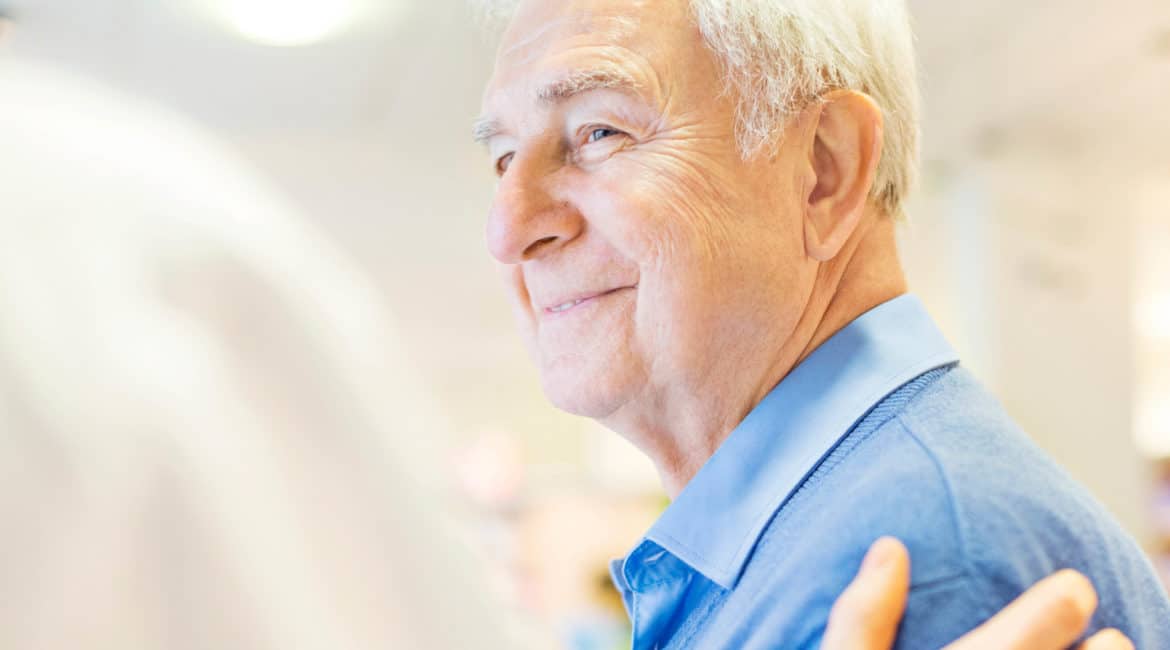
[1077,628,1135,650]
[821,537,911,650]
[945,569,1098,650]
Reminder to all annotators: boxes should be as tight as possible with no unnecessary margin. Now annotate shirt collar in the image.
[634,294,959,590]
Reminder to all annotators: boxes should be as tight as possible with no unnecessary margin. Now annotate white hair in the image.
[479,0,920,218]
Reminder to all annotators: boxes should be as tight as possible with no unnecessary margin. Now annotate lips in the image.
[540,285,636,316]
[548,296,592,313]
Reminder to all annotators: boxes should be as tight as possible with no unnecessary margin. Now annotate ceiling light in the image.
[215,0,367,47]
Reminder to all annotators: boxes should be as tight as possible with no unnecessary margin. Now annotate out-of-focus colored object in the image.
[1138,397,1170,460]
[515,488,659,650]
[1134,180,1170,461]
[452,430,526,509]
[1134,178,1170,591]
[1153,461,1170,590]
[0,58,526,649]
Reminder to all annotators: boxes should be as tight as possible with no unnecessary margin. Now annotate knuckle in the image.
[1047,570,1097,621]
[1096,628,1135,650]
[827,592,862,627]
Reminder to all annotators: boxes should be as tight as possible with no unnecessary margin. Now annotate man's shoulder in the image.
[889,367,1136,570]
[759,365,1064,567]
[738,365,1170,647]
[842,367,1148,583]
[888,367,1170,645]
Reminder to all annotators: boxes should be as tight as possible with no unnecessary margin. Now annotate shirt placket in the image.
[620,542,694,650]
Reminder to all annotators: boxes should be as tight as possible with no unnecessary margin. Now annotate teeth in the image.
[550,299,585,313]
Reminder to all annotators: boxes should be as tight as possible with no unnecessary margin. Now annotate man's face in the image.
[479,0,815,424]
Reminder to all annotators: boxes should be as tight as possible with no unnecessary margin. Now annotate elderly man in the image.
[475,0,1170,647]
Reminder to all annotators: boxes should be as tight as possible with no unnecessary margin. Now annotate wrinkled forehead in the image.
[500,1,640,63]
[485,0,694,101]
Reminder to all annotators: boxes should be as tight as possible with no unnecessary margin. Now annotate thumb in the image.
[821,537,912,650]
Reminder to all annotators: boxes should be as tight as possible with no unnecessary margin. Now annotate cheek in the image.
[577,152,808,368]
[565,157,746,343]
[570,165,735,278]
[500,265,536,334]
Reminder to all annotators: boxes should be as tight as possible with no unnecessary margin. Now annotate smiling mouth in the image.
[543,286,636,316]
[548,299,589,314]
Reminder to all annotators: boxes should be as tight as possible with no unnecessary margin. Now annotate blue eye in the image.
[588,127,621,143]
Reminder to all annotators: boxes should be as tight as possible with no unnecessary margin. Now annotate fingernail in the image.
[862,537,899,572]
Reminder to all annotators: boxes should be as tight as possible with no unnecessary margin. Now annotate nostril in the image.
[523,236,559,259]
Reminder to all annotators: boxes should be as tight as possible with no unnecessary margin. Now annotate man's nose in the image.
[486,156,582,264]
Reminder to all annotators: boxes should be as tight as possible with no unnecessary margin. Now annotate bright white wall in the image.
[903,156,1155,543]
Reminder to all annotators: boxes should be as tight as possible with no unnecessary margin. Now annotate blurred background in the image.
[0,1,1168,648]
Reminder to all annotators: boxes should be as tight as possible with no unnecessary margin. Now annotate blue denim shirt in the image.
[611,295,1170,649]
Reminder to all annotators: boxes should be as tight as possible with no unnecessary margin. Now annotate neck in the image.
[617,212,908,497]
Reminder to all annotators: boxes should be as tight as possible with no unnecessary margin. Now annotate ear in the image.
[799,90,884,262]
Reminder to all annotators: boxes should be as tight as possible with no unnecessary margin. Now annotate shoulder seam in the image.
[893,413,999,625]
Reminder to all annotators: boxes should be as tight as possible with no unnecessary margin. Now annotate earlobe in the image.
[805,213,852,262]
[801,90,884,263]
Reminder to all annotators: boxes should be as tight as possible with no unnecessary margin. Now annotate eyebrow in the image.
[472,117,503,146]
[472,67,645,146]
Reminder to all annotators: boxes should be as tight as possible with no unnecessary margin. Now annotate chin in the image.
[540,369,626,419]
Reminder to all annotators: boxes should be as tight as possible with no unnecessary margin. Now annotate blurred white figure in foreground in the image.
[0,56,1135,650]
[0,59,520,650]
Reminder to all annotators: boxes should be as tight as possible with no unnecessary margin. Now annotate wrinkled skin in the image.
[478,0,894,491]
[478,3,1139,648]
